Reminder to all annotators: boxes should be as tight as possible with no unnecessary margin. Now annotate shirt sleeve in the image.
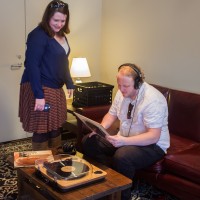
[143,98,168,128]
[109,90,122,117]
[24,28,48,99]
[64,60,75,89]
[62,38,75,90]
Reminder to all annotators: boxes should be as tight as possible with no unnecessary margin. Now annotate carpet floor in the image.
[0,138,32,200]
[0,138,179,200]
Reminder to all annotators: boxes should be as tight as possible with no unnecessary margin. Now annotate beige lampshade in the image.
[70,58,91,79]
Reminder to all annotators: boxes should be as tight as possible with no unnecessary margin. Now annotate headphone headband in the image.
[118,63,143,89]
[118,63,142,77]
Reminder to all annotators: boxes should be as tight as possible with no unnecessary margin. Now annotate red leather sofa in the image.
[74,84,200,200]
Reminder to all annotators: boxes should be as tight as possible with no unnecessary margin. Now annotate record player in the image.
[35,154,107,192]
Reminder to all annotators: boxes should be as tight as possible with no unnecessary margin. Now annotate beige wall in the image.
[67,0,102,83]
[101,0,200,95]
[1,0,199,141]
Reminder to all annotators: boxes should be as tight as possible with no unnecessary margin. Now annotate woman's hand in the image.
[67,89,74,98]
[34,98,45,111]
[106,135,126,147]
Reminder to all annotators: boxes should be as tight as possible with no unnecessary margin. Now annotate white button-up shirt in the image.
[109,82,170,153]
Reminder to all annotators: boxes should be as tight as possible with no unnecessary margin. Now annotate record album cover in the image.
[73,112,110,138]
[14,150,53,168]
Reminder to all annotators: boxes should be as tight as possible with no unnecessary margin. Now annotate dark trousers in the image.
[82,134,165,200]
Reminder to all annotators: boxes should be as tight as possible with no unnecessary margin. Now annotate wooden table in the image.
[17,159,132,200]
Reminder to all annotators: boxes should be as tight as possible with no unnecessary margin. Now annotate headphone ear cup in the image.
[134,76,140,89]
[62,142,76,155]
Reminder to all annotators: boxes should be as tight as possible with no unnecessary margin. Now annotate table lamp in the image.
[70,58,91,83]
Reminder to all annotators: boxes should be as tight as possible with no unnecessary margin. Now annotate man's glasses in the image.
[127,103,134,119]
[50,1,66,8]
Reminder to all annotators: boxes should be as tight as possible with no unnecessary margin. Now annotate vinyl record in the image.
[44,158,90,180]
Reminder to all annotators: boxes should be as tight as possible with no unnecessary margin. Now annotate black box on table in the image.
[72,81,114,107]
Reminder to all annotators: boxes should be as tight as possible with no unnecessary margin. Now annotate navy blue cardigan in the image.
[21,26,74,99]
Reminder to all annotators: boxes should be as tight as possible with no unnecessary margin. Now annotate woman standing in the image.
[19,0,74,150]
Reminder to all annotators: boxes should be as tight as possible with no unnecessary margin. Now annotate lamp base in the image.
[75,78,82,83]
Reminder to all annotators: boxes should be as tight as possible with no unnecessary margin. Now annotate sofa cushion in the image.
[164,145,200,185]
[142,134,198,174]
[167,134,199,154]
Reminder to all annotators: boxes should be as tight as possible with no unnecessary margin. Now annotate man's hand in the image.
[67,89,74,98]
[106,135,126,147]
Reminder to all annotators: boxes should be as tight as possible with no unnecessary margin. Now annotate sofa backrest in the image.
[168,89,200,142]
[151,84,200,142]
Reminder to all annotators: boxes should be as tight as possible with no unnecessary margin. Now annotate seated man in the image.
[82,63,170,200]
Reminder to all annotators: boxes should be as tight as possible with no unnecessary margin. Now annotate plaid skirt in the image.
[19,82,67,133]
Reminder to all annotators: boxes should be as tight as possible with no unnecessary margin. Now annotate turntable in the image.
[35,154,107,191]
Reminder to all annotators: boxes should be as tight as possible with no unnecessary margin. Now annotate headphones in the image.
[57,141,76,155]
[118,63,143,89]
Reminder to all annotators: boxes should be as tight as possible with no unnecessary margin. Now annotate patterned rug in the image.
[0,138,179,200]
[0,138,32,200]
[131,181,179,200]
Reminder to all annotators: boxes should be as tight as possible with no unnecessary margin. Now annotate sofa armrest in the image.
[75,104,111,121]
